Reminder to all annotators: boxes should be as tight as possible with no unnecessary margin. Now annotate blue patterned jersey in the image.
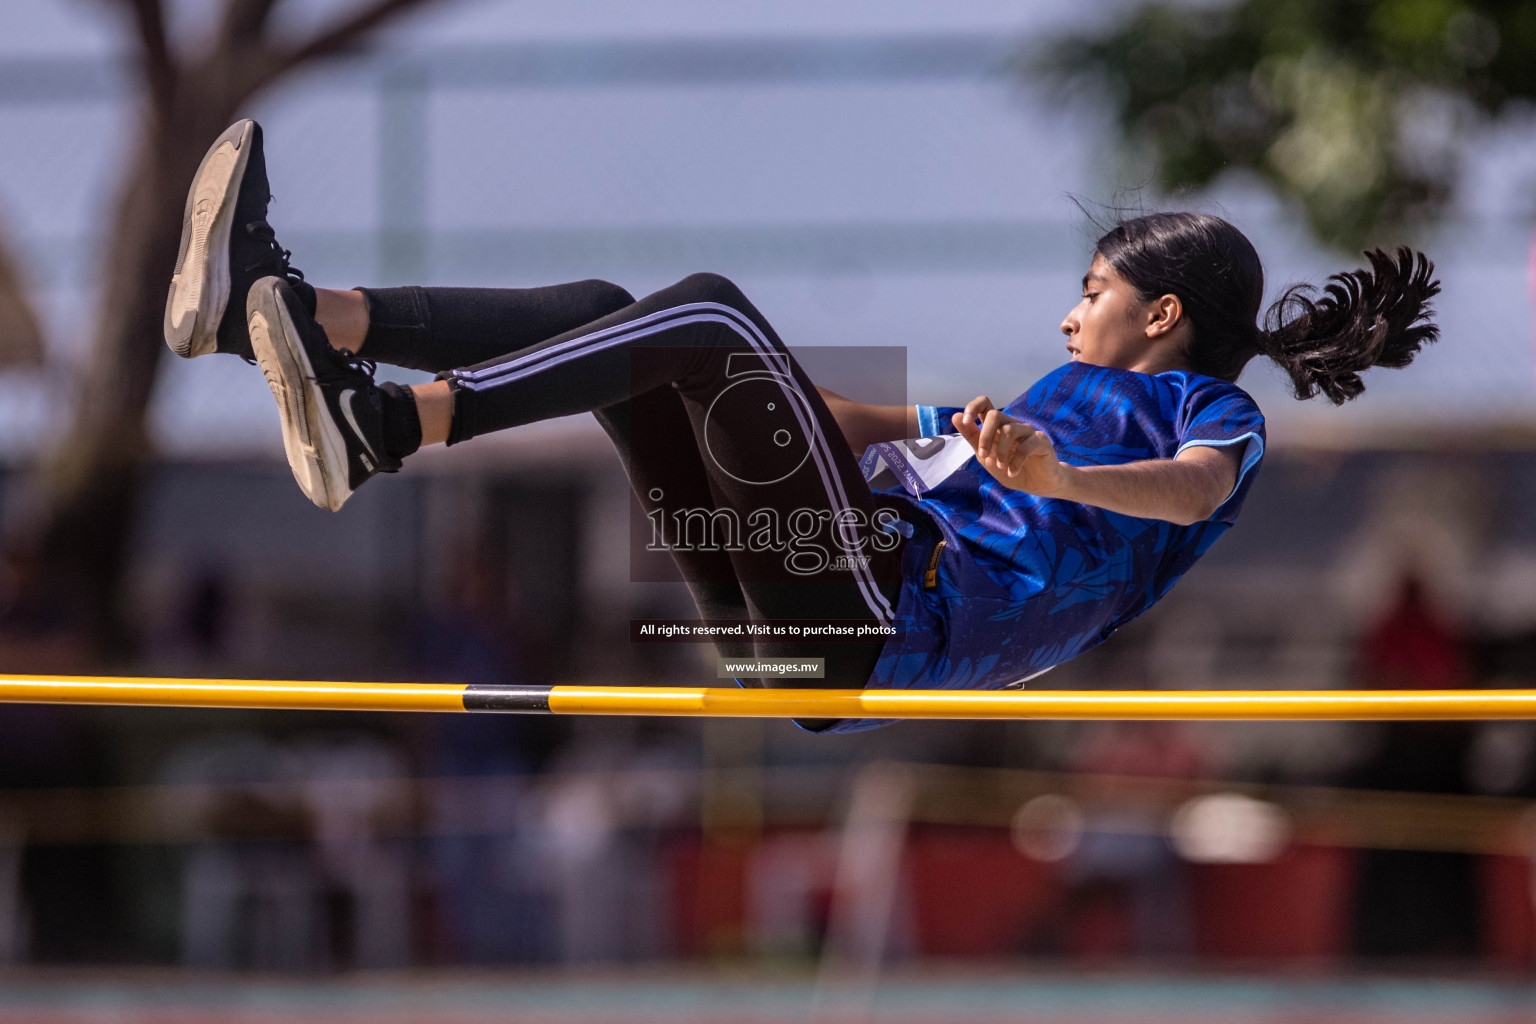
[845,362,1264,730]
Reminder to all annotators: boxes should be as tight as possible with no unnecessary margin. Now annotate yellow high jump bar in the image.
[1,675,1535,720]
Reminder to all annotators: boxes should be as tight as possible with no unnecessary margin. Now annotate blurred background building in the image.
[0,0,1535,1019]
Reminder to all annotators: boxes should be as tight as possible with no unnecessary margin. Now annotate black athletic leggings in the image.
[358,274,910,709]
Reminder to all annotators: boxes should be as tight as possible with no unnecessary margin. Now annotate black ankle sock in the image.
[354,286,429,371]
[378,382,422,461]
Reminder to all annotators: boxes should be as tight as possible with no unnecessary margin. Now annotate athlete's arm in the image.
[952,396,1242,526]
[816,386,921,453]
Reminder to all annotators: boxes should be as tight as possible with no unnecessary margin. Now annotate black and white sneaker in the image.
[163,119,307,360]
[247,276,397,511]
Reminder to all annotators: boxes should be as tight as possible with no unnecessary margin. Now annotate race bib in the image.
[860,434,975,496]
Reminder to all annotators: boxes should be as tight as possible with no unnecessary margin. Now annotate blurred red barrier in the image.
[1478,853,1535,968]
[904,827,1060,957]
[1190,845,1356,960]
[671,834,752,956]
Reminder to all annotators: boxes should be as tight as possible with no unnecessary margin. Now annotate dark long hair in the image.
[1094,213,1440,403]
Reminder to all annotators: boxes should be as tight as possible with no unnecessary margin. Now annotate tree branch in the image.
[217,0,286,53]
[0,228,46,369]
[119,0,177,112]
[272,0,436,77]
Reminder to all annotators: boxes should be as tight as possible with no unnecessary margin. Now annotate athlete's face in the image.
[1059,254,1188,374]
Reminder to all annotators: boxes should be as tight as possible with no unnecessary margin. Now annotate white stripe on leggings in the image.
[454,302,731,385]
[449,301,897,623]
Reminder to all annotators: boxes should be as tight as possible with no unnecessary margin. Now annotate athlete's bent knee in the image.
[676,271,749,310]
[574,279,635,321]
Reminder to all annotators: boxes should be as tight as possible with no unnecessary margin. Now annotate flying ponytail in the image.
[1256,247,1439,405]
[1095,213,1440,402]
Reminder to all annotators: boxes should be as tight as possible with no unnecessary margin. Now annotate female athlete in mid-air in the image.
[165,120,1439,731]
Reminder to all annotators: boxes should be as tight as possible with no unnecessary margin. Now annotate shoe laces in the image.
[316,346,376,385]
[242,215,305,282]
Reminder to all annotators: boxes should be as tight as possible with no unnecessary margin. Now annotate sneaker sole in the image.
[248,279,353,512]
[163,120,254,358]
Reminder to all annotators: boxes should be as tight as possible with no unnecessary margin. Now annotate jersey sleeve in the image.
[1173,381,1266,523]
[915,405,964,438]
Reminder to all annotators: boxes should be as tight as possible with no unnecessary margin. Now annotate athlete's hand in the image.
[952,397,1069,497]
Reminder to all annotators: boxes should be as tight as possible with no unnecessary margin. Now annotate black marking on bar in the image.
[463,684,554,713]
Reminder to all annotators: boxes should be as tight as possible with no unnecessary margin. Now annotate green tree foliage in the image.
[1030,0,1536,249]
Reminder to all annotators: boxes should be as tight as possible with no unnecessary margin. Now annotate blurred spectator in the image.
[0,545,81,673]
[160,733,316,970]
[1350,573,1479,959]
[0,543,114,963]
[180,566,229,661]
[162,731,412,970]
[1049,721,1207,959]
[537,727,695,963]
[1358,576,1469,693]
[297,734,413,969]
[414,545,557,963]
